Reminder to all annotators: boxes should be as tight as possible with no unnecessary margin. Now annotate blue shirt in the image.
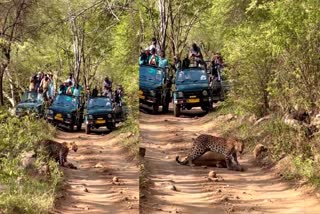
[159,57,168,68]
[73,88,80,96]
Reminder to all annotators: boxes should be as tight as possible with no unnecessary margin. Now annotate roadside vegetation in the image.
[195,0,320,187]
[210,100,320,187]
[0,109,61,214]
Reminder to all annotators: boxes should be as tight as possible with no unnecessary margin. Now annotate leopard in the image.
[34,140,78,167]
[176,134,244,170]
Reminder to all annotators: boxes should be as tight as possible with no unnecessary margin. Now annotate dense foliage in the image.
[191,0,320,116]
[0,109,60,213]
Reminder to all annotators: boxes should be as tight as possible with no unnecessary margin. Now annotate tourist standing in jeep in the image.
[189,43,206,70]
[158,50,169,69]
[146,37,161,55]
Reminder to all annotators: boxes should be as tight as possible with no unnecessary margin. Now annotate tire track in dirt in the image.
[53,129,139,214]
[140,106,320,214]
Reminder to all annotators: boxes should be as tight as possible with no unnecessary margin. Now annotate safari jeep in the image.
[172,67,213,117]
[139,65,172,114]
[46,94,84,131]
[15,91,45,117]
[84,96,124,134]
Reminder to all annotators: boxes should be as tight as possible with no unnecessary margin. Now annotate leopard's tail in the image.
[175,156,188,165]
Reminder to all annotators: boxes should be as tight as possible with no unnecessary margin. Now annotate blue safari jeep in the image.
[172,67,214,117]
[15,91,45,117]
[139,65,172,114]
[46,94,84,131]
[84,96,123,134]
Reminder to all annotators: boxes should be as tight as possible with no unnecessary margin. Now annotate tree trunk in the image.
[0,69,5,106]
[0,47,11,106]
[70,16,81,83]
[158,0,169,52]
[6,71,16,107]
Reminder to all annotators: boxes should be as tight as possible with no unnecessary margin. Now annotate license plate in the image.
[187,98,200,103]
[96,119,105,124]
[54,114,63,121]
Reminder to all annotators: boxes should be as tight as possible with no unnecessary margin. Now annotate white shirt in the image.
[146,44,161,55]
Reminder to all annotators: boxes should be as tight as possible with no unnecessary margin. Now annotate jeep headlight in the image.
[88,115,93,120]
[107,113,112,118]
[67,113,72,118]
[202,90,208,96]
[177,91,184,98]
[150,90,156,96]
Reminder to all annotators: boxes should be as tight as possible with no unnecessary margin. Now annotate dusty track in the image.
[140,106,320,214]
[53,128,139,214]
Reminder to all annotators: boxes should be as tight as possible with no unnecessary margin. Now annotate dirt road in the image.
[53,128,139,214]
[140,106,320,214]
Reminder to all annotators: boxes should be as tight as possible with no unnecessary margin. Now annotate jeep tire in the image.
[162,101,169,113]
[85,124,91,134]
[174,104,181,117]
[107,124,114,131]
[152,104,159,114]
[76,122,82,131]
[201,105,209,113]
[69,123,74,132]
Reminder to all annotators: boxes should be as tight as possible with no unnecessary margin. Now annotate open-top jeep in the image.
[46,94,84,131]
[84,96,124,134]
[139,65,172,114]
[172,67,213,117]
[15,91,45,117]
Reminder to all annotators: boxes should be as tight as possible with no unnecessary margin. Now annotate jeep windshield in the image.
[87,97,112,109]
[176,69,208,84]
[53,95,77,107]
[21,92,43,103]
[139,66,164,83]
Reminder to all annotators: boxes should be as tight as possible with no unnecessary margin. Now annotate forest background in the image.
[0,0,319,212]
